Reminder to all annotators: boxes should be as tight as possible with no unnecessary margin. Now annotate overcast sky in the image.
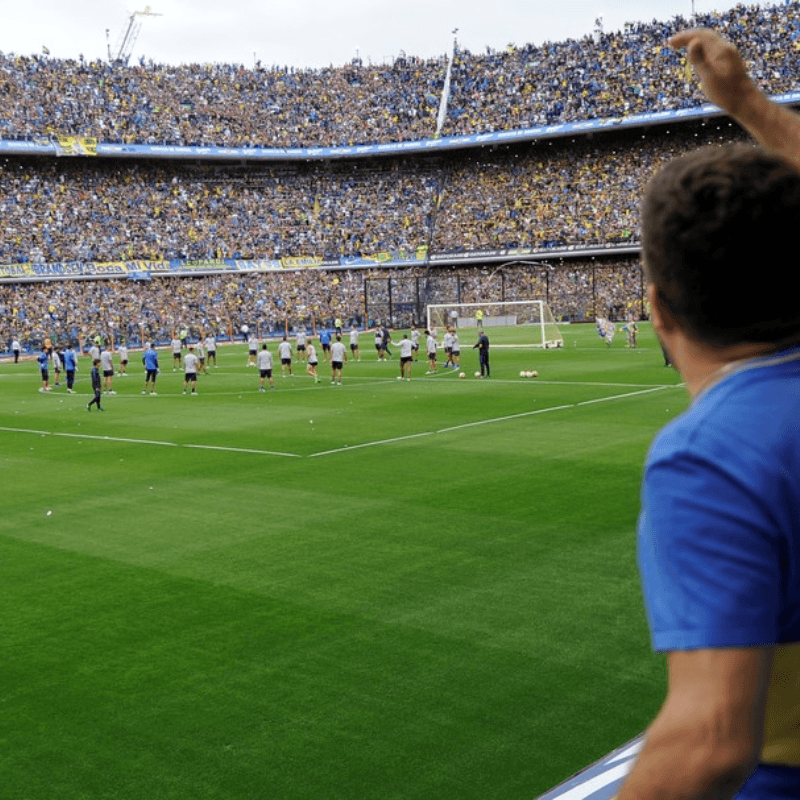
[1,0,745,69]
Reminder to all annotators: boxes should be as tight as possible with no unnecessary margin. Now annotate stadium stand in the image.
[1,2,798,146]
[2,1,797,352]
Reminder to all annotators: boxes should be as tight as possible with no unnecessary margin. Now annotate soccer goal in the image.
[426,300,564,348]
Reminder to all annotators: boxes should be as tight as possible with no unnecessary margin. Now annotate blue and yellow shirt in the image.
[639,347,800,798]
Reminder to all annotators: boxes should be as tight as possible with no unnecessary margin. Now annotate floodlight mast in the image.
[107,6,162,65]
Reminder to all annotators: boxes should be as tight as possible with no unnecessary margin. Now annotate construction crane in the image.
[106,6,162,65]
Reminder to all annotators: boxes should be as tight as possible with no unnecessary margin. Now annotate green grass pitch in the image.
[1,324,685,800]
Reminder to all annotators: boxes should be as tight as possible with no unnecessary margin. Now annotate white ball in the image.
[474,371,481,378]
[459,372,466,379]
[519,371,526,378]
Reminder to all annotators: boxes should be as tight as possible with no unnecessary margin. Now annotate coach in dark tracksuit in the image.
[87,359,103,411]
[473,331,490,377]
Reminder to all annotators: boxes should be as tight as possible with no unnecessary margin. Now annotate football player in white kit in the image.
[295,329,307,362]
[349,327,360,361]
[443,328,454,368]
[257,344,275,391]
[100,347,116,394]
[117,341,129,376]
[171,336,182,370]
[425,330,438,373]
[206,333,217,367]
[396,335,414,381]
[306,339,320,383]
[247,334,259,366]
[195,338,207,373]
[183,346,199,394]
[330,335,347,385]
[278,337,293,377]
[451,331,461,370]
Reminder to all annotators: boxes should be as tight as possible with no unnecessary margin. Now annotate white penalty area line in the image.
[0,426,301,458]
[308,385,675,458]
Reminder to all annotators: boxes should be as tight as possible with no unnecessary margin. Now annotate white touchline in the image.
[1,385,677,461]
[435,404,575,435]
[576,386,672,405]
[308,430,438,458]
[308,385,676,457]
[0,426,301,458]
[183,443,302,457]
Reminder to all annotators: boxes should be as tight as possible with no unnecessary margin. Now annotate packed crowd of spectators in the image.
[1,2,799,148]
[444,1,800,134]
[2,1,785,350]
[0,121,745,264]
[1,259,643,351]
[0,156,440,263]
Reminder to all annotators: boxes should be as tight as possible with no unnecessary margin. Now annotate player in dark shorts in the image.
[87,359,103,411]
[473,331,490,377]
[142,343,159,395]
[381,326,393,358]
[206,335,217,367]
[319,329,332,362]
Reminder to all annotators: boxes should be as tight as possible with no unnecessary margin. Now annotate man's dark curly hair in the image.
[641,144,800,348]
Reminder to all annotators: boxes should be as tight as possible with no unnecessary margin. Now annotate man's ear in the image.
[647,283,677,337]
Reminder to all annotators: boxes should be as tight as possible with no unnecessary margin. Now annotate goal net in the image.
[426,300,564,348]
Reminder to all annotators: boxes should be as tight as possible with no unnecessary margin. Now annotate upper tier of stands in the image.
[1,1,798,148]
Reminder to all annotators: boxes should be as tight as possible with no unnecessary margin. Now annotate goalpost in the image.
[426,300,564,348]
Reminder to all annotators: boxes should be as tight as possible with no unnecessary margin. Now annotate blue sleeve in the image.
[638,453,782,651]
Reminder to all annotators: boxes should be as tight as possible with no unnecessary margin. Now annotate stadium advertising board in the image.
[0,238,640,283]
[535,735,643,800]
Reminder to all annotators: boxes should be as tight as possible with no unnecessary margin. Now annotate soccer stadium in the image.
[2,3,797,798]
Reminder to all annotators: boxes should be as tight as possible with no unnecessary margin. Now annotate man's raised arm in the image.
[671,28,800,171]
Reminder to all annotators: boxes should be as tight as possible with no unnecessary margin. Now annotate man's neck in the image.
[667,333,775,398]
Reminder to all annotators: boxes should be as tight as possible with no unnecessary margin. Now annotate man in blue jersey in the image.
[318,328,332,363]
[142,343,159,395]
[63,344,78,393]
[37,346,50,392]
[617,32,800,800]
